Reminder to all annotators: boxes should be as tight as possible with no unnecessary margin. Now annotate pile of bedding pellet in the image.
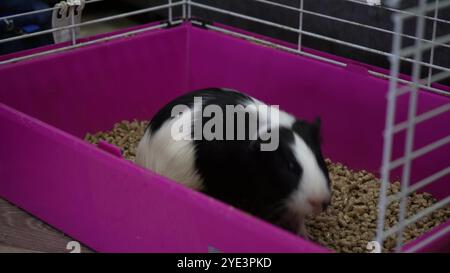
[306,160,450,253]
[85,120,450,253]
[84,120,148,161]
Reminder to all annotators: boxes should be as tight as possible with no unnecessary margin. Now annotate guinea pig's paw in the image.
[298,232,311,241]
[297,223,311,240]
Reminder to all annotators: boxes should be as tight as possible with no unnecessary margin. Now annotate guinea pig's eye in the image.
[288,161,296,171]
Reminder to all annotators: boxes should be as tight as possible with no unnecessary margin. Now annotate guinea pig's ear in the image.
[314,117,321,128]
[312,117,322,143]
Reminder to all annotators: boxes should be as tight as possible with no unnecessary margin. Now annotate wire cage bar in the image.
[376,0,450,253]
[188,1,450,74]
[1,1,449,94]
[0,1,185,46]
[0,0,103,22]
[0,0,449,253]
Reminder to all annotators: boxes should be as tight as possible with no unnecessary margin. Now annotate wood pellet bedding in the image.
[307,161,450,252]
[85,120,148,162]
[85,120,450,253]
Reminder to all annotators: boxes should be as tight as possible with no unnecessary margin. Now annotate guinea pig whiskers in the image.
[263,199,289,222]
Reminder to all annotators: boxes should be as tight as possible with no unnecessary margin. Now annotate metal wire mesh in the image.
[0,0,448,252]
[376,0,450,253]
[0,0,186,64]
[1,1,449,93]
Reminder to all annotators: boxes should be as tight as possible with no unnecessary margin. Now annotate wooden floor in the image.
[0,198,93,253]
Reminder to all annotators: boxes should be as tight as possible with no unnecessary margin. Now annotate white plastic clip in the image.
[367,0,381,6]
[3,18,14,32]
[52,0,85,44]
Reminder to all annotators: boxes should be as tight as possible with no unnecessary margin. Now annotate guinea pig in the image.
[135,87,332,238]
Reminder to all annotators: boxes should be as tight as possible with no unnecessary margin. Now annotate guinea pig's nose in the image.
[307,198,321,210]
[308,198,331,212]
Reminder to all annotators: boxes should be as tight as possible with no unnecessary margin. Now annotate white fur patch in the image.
[247,98,295,141]
[218,90,295,134]
[287,133,330,216]
[135,108,204,190]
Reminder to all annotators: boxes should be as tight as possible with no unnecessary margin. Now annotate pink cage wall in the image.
[0,22,449,252]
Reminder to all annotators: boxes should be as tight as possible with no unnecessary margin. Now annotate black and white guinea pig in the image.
[135,87,331,237]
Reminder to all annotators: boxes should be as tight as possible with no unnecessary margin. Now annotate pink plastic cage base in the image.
[0,22,449,253]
